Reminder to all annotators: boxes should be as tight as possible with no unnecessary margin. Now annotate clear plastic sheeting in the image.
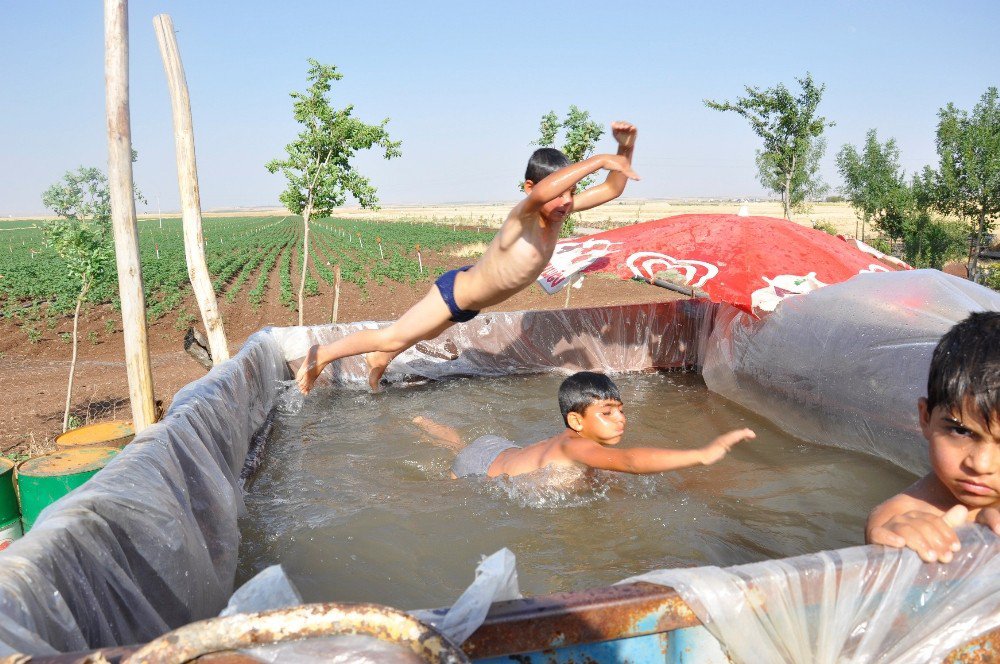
[410,548,521,646]
[701,270,1000,474]
[624,525,1000,663]
[0,303,711,656]
[220,565,303,618]
[271,301,715,386]
[0,331,289,655]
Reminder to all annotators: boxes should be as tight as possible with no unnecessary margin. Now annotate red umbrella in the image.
[537,214,910,316]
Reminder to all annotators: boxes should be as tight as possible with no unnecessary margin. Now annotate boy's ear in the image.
[523,180,535,194]
[566,411,584,432]
[918,397,932,435]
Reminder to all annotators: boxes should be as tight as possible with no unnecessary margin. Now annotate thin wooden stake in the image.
[154,13,229,364]
[331,264,341,324]
[105,0,156,432]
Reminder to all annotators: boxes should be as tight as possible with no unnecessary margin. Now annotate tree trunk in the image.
[298,208,311,326]
[105,0,156,432]
[154,13,230,364]
[968,211,985,282]
[63,278,91,432]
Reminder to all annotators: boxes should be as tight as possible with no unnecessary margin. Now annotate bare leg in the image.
[295,286,455,394]
[365,318,454,390]
[412,416,464,454]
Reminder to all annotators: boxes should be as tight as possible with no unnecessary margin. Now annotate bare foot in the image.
[295,345,324,395]
[364,352,393,392]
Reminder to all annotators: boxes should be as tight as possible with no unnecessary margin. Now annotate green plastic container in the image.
[16,446,118,532]
[0,458,21,549]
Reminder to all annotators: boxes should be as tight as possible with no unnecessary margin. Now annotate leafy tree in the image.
[705,73,834,220]
[533,105,604,236]
[266,59,402,324]
[758,136,829,214]
[933,87,1000,281]
[41,167,115,431]
[836,130,912,242]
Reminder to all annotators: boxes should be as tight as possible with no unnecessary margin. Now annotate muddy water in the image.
[238,372,916,610]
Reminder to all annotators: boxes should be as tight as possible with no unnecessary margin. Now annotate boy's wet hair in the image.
[559,371,622,427]
[927,311,1000,428]
[525,147,571,184]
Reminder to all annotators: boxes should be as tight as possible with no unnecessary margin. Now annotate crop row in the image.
[0,216,493,320]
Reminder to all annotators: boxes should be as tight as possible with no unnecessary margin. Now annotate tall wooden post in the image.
[105,0,156,432]
[153,13,230,363]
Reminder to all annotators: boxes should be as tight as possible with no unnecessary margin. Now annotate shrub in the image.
[812,220,839,236]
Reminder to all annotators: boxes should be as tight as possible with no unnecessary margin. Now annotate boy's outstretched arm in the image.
[573,122,638,212]
[520,152,639,218]
[564,428,754,474]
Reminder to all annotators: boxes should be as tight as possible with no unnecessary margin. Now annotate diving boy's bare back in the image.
[295,123,639,393]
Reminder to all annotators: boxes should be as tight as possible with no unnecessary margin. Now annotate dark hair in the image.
[926,311,1000,428]
[525,147,571,184]
[558,371,622,427]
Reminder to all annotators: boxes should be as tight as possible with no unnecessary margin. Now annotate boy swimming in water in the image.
[413,371,755,479]
[866,312,1000,563]
[295,122,640,394]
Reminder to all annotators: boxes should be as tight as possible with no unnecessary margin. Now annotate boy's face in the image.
[919,397,1000,510]
[569,399,626,446]
[524,180,575,224]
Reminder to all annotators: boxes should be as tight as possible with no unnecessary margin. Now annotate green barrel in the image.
[16,446,118,532]
[0,458,21,549]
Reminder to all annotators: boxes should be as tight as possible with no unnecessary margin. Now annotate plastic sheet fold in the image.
[623,525,1000,663]
[701,270,1000,474]
[0,331,288,654]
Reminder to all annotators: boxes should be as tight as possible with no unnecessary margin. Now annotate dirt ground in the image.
[0,227,685,456]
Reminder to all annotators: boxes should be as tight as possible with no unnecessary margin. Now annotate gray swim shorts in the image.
[452,434,520,478]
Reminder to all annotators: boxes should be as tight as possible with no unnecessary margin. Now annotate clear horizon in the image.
[2,1,998,216]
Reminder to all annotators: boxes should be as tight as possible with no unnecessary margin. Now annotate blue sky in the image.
[2,1,998,216]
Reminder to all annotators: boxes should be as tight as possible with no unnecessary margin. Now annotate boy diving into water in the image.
[867,311,1000,563]
[295,122,640,394]
[413,371,755,479]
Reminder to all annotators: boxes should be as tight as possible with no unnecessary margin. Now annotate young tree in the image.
[933,87,1000,282]
[758,136,829,214]
[41,167,115,432]
[266,59,401,324]
[533,106,604,236]
[836,129,912,242]
[705,73,834,220]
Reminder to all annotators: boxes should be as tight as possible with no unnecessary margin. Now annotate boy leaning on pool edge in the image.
[867,311,1000,563]
[413,371,755,479]
[295,122,640,393]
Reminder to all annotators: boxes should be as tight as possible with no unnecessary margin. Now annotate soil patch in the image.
[0,261,682,456]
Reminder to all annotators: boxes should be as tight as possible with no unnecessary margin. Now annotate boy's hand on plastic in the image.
[604,154,640,180]
[975,507,1000,536]
[869,504,967,563]
[611,121,637,149]
[700,428,755,465]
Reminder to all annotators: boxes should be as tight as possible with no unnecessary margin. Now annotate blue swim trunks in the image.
[452,435,520,478]
[435,266,480,323]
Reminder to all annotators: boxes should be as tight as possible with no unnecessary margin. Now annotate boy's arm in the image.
[520,153,639,218]
[865,474,967,563]
[573,122,638,212]
[563,428,753,474]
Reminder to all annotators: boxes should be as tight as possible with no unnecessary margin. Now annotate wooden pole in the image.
[331,265,341,324]
[105,0,156,432]
[153,13,230,364]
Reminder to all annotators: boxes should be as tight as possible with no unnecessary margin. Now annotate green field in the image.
[0,216,493,323]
